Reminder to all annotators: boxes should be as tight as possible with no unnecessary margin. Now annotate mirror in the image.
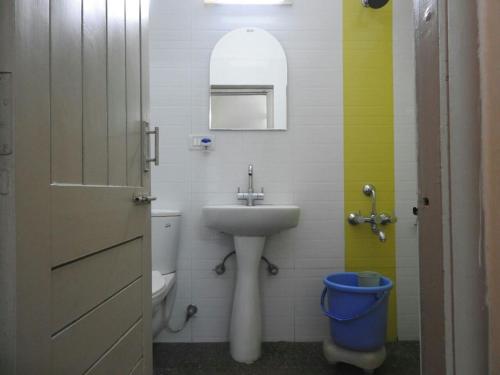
[209,28,288,130]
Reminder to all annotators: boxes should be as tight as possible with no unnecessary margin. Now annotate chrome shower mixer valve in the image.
[347,184,397,243]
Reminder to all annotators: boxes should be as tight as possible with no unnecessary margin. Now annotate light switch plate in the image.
[189,134,215,151]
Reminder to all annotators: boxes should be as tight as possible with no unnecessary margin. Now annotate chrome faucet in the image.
[248,164,254,194]
[347,184,397,243]
[237,164,264,206]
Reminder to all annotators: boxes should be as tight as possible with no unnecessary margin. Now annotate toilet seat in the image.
[152,270,176,306]
[152,271,167,299]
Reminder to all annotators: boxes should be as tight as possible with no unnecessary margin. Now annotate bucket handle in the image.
[320,287,389,322]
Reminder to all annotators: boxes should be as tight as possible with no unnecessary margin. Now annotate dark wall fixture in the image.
[362,0,390,9]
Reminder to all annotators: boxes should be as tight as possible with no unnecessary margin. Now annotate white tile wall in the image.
[151,0,419,342]
[393,0,420,340]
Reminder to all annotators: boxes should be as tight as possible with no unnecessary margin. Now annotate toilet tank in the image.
[152,209,181,275]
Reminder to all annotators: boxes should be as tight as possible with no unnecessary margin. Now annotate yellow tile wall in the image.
[343,0,397,341]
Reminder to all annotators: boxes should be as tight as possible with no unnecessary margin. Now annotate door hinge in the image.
[0,73,13,156]
[0,169,9,195]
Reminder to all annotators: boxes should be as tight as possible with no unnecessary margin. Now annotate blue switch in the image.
[201,138,212,145]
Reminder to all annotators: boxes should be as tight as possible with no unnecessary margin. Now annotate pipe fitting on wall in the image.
[214,251,279,276]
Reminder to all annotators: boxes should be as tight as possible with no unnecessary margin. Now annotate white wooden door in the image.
[13,0,153,374]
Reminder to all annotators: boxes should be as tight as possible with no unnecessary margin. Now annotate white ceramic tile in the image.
[192,276,235,300]
[294,238,345,259]
[294,317,329,342]
[151,51,191,72]
[261,270,296,298]
[394,0,420,335]
[397,314,421,341]
[191,317,230,342]
[154,298,193,343]
[263,316,294,341]
[194,298,233,319]
[397,296,421,316]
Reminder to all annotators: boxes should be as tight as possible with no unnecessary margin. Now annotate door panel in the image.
[50,0,83,184]
[130,360,144,375]
[85,321,143,375]
[51,280,142,375]
[108,0,128,187]
[14,1,52,372]
[126,0,142,187]
[50,185,148,266]
[51,238,142,333]
[83,0,108,185]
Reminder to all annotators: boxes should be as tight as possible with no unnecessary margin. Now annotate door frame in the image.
[0,0,16,374]
[478,0,500,372]
[414,0,447,373]
[14,0,52,372]
[415,0,489,374]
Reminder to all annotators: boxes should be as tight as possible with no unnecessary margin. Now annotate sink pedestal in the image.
[230,236,266,364]
[202,204,300,363]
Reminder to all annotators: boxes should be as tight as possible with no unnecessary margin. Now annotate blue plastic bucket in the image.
[320,272,393,352]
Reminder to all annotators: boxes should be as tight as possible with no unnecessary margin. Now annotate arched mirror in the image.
[209,28,288,130]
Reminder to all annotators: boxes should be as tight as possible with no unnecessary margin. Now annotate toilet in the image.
[151,209,181,337]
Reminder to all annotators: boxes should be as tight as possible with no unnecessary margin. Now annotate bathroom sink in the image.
[203,203,300,364]
[203,204,300,237]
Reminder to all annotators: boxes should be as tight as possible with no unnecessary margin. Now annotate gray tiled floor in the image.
[153,342,420,375]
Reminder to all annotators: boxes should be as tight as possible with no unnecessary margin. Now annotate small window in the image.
[210,86,274,130]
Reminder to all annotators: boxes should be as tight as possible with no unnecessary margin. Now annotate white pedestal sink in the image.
[203,204,300,364]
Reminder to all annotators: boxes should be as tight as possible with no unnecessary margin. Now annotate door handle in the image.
[144,122,159,172]
[133,192,157,204]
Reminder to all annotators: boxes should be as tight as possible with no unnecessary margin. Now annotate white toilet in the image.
[151,209,181,337]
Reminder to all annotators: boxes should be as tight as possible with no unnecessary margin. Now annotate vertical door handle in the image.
[144,122,159,172]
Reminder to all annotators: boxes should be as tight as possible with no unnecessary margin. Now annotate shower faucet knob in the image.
[378,213,397,225]
[363,184,375,197]
[348,212,365,225]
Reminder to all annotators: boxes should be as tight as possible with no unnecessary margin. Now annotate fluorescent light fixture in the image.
[205,0,292,4]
